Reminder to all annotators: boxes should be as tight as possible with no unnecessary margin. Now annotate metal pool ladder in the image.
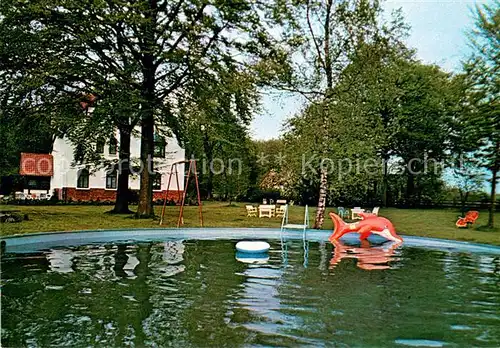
[280,204,309,267]
[280,205,309,241]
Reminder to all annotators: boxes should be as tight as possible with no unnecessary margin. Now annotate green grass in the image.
[1,202,499,245]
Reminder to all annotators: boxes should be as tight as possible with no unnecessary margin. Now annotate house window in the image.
[75,144,85,163]
[77,169,90,188]
[153,172,162,190]
[26,177,51,191]
[154,135,166,158]
[109,137,117,155]
[106,169,118,189]
[96,138,105,153]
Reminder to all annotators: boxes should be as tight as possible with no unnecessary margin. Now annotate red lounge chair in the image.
[456,211,479,228]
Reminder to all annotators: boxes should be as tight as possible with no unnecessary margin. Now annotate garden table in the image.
[259,205,276,218]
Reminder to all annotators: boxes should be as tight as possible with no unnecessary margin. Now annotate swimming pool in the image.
[1,228,499,346]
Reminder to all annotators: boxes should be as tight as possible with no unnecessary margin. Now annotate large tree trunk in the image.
[110,126,133,214]
[207,170,214,200]
[311,0,333,229]
[136,1,157,218]
[382,154,388,207]
[488,167,497,228]
[314,167,328,229]
[136,83,155,217]
[459,190,470,215]
[203,133,214,199]
[487,141,499,228]
[405,172,415,206]
[136,113,155,217]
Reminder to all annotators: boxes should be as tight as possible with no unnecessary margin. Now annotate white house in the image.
[19,127,185,202]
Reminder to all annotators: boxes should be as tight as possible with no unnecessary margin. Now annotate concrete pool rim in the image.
[1,227,500,255]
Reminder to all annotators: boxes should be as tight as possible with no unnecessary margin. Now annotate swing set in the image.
[159,159,203,227]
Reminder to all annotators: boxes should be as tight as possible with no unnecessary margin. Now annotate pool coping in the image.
[2,227,500,255]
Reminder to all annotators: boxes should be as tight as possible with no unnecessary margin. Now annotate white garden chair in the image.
[246,205,258,217]
[276,205,287,218]
[351,207,364,220]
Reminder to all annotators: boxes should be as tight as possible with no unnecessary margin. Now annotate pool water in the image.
[1,239,499,347]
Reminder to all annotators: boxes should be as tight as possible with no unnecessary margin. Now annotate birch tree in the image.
[280,0,407,227]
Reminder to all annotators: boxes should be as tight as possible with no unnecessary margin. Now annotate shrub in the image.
[0,212,28,223]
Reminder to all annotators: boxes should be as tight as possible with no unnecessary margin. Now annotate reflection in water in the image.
[47,249,74,273]
[330,239,402,270]
[113,244,140,278]
[163,240,185,263]
[235,251,270,264]
[237,265,284,329]
[1,240,499,347]
[159,240,185,277]
[280,234,309,268]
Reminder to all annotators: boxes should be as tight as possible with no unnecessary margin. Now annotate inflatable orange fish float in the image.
[329,212,403,243]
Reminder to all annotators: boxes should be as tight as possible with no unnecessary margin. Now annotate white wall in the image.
[51,126,185,192]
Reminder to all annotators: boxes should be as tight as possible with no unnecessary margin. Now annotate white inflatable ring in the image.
[236,241,270,253]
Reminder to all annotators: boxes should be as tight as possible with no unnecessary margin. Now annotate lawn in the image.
[1,202,499,245]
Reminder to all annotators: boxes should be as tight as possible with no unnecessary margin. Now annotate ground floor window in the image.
[106,169,118,189]
[153,172,162,190]
[77,169,90,188]
[25,176,51,191]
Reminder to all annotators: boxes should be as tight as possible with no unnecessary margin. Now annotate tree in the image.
[0,80,83,180]
[339,42,411,207]
[0,5,84,177]
[337,42,461,207]
[462,1,499,228]
[1,0,290,217]
[65,86,142,214]
[0,110,55,177]
[180,69,260,200]
[390,62,457,206]
[451,155,485,213]
[278,0,408,228]
[102,87,141,214]
[322,41,409,207]
[282,40,464,210]
[283,91,383,207]
[252,139,286,176]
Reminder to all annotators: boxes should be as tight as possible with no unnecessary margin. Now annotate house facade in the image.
[19,127,185,202]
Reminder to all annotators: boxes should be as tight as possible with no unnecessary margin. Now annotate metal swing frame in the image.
[159,159,203,227]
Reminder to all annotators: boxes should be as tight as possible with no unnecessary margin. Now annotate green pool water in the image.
[1,239,499,347]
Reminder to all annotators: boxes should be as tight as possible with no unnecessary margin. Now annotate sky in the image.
[250,0,488,140]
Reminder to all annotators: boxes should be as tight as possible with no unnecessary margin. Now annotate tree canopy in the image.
[0,0,498,230]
